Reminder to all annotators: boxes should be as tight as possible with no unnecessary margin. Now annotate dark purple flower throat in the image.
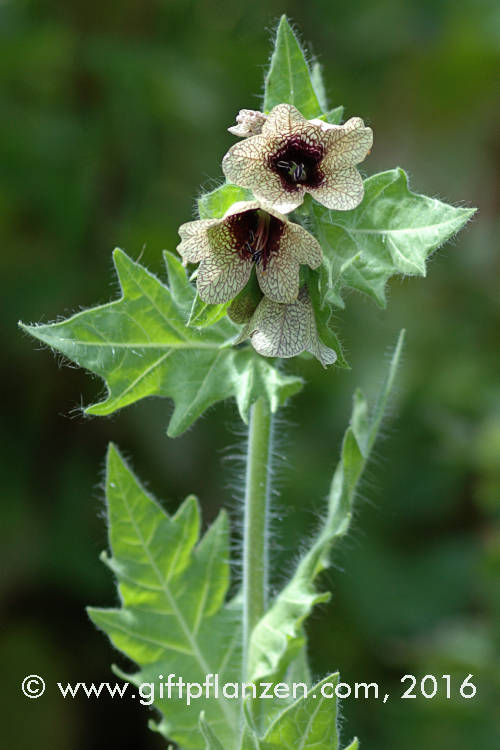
[227,210,284,270]
[269,136,324,193]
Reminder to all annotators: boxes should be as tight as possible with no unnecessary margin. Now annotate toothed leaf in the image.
[20,249,302,436]
[312,168,475,308]
[88,445,242,750]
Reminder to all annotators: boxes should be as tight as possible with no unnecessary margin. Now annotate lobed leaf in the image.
[20,249,302,437]
[247,331,406,725]
[89,445,242,750]
[263,16,322,119]
[312,167,475,308]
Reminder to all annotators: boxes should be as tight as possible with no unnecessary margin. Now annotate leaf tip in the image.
[106,442,128,482]
[112,246,126,263]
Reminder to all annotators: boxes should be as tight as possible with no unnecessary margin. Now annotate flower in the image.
[177,201,322,305]
[228,109,267,138]
[222,103,373,214]
[238,286,337,367]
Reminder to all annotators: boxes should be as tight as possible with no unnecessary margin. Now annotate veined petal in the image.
[245,295,310,359]
[223,199,261,218]
[283,223,323,268]
[255,221,322,303]
[222,135,271,189]
[244,288,337,365]
[197,248,252,304]
[309,166,365,210]
[261,103,308,136]
[323,117,373,169]
[253,185,305,214]
[223,138,305,214]
[177,219,219,263]
[256,251,300,303]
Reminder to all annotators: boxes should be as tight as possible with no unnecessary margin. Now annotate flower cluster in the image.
[178,103,372,363]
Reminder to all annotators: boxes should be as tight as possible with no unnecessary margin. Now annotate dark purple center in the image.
[226,210,284,270]
[268,136,325,193]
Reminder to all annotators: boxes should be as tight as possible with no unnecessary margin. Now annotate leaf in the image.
[20,249,302,437]
[88,445,242,750]
[263,16,322,119]
[247,332,406,708]
[306,268,348,369]
[310,61,329,112]
[309,64,345,126]
[198,184,253,220]
[323,106,344,125]
[200,712,228,750]
[312,168,476,308]
[188,293,231,328]
[261,674,340,750]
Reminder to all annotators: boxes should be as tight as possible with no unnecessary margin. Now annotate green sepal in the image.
[322,106,344,125]
[198,184,253,219]
[228,271,263,324]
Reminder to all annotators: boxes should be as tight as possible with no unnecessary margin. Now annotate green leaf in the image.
[306,268,348,369]
[200,712,228,750]
[313,167,476,308]
[261,674,340,750]
[198,184,253,220]
[323,106,344,125]
[188,293,231,328]
[247,331,406,699]
[310,61,329,112]
[88,445,241,750]
[20,249,302,437]
[263,16,322,119]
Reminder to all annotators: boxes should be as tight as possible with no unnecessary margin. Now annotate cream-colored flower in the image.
[228,109,268,138]
[222,103,372,214]
[238,286,337,367]
[177,201,322,305]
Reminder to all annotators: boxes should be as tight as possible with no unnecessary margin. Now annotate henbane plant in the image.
[20,16,475,750]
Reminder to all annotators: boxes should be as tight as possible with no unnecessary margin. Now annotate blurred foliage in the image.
[2,0,499,748]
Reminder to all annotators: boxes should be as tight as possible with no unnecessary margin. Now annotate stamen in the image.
[242,210,275,268]
[276,159,307,182]
[269,136,324,192]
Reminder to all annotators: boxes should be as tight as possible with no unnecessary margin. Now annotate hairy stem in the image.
[242,397,273,679]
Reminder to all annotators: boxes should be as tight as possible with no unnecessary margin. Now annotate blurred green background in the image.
[2,0,499,747]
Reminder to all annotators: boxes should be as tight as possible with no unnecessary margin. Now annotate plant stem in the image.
[242,397,273,679]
